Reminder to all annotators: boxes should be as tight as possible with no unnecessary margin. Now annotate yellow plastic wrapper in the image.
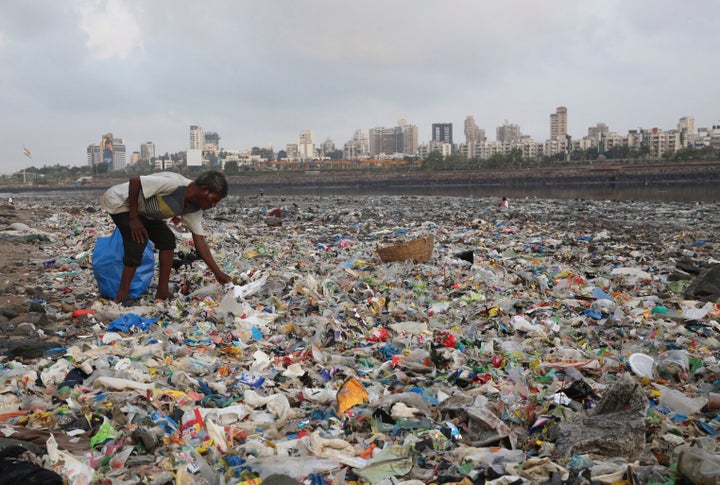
[337,377,369,414]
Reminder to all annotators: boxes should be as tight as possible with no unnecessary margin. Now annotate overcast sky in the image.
[1,0,718,174]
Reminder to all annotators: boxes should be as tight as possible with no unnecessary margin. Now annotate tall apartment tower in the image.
[550,106,568,140]
[286,143,299,160]
[464,116,485,144]
[432,123,453,144]
[140,142,155,162]
[298,129,314,160]
[678,116,695,148]
[90,135,126,170]
[353,129,369,150]
[110,138,127,171]
[190,125,205,150]
[397,119,419,156]
[368,127,398,156]
[86,144,102,166]
[344,129,369,160]
[496,122,522,142]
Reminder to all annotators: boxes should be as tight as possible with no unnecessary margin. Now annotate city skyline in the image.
[2,1,719,173]
[86,110,712,172]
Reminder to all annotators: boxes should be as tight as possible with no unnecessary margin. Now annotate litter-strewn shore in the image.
[1,194,719,484]
[2,159,720,194]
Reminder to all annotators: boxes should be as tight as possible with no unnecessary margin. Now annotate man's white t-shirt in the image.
[100,172,205,235]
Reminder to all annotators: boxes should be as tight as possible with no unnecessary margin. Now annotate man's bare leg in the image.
[114,265,138,303]
[155,249,173,300]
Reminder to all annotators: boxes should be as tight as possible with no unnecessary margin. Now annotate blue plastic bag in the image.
[107,313,158,332]
[93,228,155,299]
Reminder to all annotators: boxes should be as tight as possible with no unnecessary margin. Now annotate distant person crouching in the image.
[498,196,509,209]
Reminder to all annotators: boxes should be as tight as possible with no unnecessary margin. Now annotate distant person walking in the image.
[7,196,13,206]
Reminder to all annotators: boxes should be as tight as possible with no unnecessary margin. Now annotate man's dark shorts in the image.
[110,213,176,267]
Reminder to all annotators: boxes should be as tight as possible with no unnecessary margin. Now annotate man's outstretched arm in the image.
[192,232,232,284]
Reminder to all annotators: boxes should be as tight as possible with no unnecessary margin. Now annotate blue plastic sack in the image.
[107,313,158,332]
[93,228,155,299]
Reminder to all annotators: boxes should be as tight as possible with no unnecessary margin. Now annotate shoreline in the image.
[2,160,719,193]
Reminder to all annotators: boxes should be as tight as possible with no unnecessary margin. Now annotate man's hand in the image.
[129,215,148,243]
[214,271,232,285]
[192,232,231,285]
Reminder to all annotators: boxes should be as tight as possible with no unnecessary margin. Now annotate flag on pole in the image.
[23,146,32,158]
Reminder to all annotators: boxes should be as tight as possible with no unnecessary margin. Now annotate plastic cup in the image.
[628,353,655,379]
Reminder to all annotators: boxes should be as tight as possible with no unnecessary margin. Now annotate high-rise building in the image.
[110,138,126,171]
[286,143,299,160]
[344,129,369,160]
[432,123,453,144]
[397,119,418,156]
[464,116,484,144]
[298,129,314,160]
[496,122,522,142]
[190,125,204,150]
[89,136,126,170]
[550,106,568,140]
[140,141,155,162]
[678,116,695,148]
[86,144,101,166]
[368,127,397,156]
[369,121,418,157]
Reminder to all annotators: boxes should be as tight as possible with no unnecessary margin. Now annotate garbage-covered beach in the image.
[1,193,720,484]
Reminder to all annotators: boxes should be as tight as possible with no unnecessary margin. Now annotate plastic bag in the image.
[92,228,155,299]
[107,313,158,332]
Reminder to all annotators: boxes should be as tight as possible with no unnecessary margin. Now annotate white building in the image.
[549,106,568,141]
[678,116,695,148]
[344,129,369,160]
[87,136,126,170]
[110,138,126,171]
[154,158,176,171]
[286,143,299,161]
[190,125,204,150]
[140,141,155,162]
[464,115,484,145]
[298,130,314,160]
[496,123,522,143]
[418,141,452,159]
[86,144,101,166]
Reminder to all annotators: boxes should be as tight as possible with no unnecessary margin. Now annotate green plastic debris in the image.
[90,419,118,448]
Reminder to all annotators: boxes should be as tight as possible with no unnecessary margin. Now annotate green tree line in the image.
[3,144,718,184]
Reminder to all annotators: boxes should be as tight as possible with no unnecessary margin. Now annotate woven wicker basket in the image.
[377,236,434,263]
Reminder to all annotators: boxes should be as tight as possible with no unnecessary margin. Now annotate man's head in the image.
[193,171,228,209]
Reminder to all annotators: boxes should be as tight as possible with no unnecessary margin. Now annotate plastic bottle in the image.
[677,447,720,485]
[656,384,708,416]
[654,349,690,381]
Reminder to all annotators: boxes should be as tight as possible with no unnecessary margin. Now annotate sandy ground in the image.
[0,204,50,306]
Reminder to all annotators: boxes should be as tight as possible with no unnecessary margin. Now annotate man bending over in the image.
[100,171,232,303]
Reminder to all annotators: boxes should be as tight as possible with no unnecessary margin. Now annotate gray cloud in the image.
[1,0,718,173]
